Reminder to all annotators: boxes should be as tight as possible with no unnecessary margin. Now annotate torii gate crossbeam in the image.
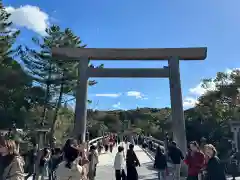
[52,47,207,154]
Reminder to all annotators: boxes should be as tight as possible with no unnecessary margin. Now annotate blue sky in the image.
[5,0,240,110]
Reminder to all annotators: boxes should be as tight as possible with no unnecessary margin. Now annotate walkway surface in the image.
[96,143,236,180]
[96,142,159,180]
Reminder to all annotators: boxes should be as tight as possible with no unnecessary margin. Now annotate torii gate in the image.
[52,47,207,153]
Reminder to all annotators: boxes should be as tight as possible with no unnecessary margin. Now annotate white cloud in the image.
[186,68,240,109]
[189,81,216,96]
[225,68,240,75]
[112,102,121,109]
[189,68,240,96]
[126,91,144,99]
[183,97,198,108]
[6,5,50,36]
[95,93,121,98]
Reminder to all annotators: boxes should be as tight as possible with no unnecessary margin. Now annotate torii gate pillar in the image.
[169,57,187,154]
[74,59,89,143]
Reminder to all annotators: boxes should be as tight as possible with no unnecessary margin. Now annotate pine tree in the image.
[0,0,20,63]
[21,25,102,142]
[0,1,45,128]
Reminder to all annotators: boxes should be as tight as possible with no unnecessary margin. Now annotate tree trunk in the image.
[41,64,52,125]
[49,76,64,147]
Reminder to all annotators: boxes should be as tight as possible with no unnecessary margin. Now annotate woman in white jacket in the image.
[114,146,126,180]
[55,139,85,180]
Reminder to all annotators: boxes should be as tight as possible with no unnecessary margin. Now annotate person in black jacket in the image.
[204,144,226,180]
[154,146,168,180]
[25,144,38,180]
[168,141,184,180]
[126,144,140,180]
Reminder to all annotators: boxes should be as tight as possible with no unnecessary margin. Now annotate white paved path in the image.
[96,143,237,180]
[96,143,159,180]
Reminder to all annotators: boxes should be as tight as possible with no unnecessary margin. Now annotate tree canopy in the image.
[0,0,239,157]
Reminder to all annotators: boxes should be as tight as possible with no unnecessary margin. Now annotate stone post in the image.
[168,57,187,175]
[74,58,89,142]
[168,57,187,153]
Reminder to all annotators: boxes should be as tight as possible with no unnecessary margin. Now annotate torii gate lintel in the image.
[52,47,207,154]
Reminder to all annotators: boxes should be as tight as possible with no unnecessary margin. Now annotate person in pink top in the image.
[109,135,114,153]
[104,137,109,152]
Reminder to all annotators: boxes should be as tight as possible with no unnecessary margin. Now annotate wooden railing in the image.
[143,136,166,153]
[88,136,105,145]
[88,136,106,146]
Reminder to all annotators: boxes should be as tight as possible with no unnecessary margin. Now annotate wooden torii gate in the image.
[52,47,207,153]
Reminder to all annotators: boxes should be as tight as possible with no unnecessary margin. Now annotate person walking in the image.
[114,135,117,146]
[168,141,184,180]
[204,144,226,180]
[124,136,128,151]
[88,145,99,180]
[39,148,51,180]
[55,139,85,180]
[24,143,38,180]
[104,137,109,152]
[114,146,126,180]
[0,139,25,180]
[109,135,114,153]
[126,144,140,180]
[117,135,121,145]
[97,140,103,155]
[50,148,63,180]
[130,136,135,146]
[154,146,168,180]
[184,141,205,180]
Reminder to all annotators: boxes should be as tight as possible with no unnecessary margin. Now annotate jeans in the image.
[157,170,166,180]
[172,164,181,180]
[39,163,49,180]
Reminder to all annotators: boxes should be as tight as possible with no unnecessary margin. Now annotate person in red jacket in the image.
[184,141,205,180]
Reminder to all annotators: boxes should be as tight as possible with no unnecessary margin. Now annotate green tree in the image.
[0,1,46,129]
[21,25,103,143]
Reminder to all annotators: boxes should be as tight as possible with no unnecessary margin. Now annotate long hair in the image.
[156,146,163,157]
[204,144,217,156]
[0,139,19,170]
[0,139,19,155]
[63,139,79,169]
[189,141,200,150]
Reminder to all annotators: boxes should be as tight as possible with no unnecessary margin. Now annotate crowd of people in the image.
[113,135,228,180]
[0,134,111,180]
[0,132,232,180]
[152,140,227,180]
[0,132,141,180]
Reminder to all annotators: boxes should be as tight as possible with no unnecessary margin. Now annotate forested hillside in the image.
[1,0,239,157]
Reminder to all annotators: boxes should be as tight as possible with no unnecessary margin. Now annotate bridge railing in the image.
[144,136,165,151]
[88,136,106,146]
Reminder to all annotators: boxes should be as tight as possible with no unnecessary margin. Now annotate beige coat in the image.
[55,159,85,180]
[2,156,25,180]
[88,151,98,179]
